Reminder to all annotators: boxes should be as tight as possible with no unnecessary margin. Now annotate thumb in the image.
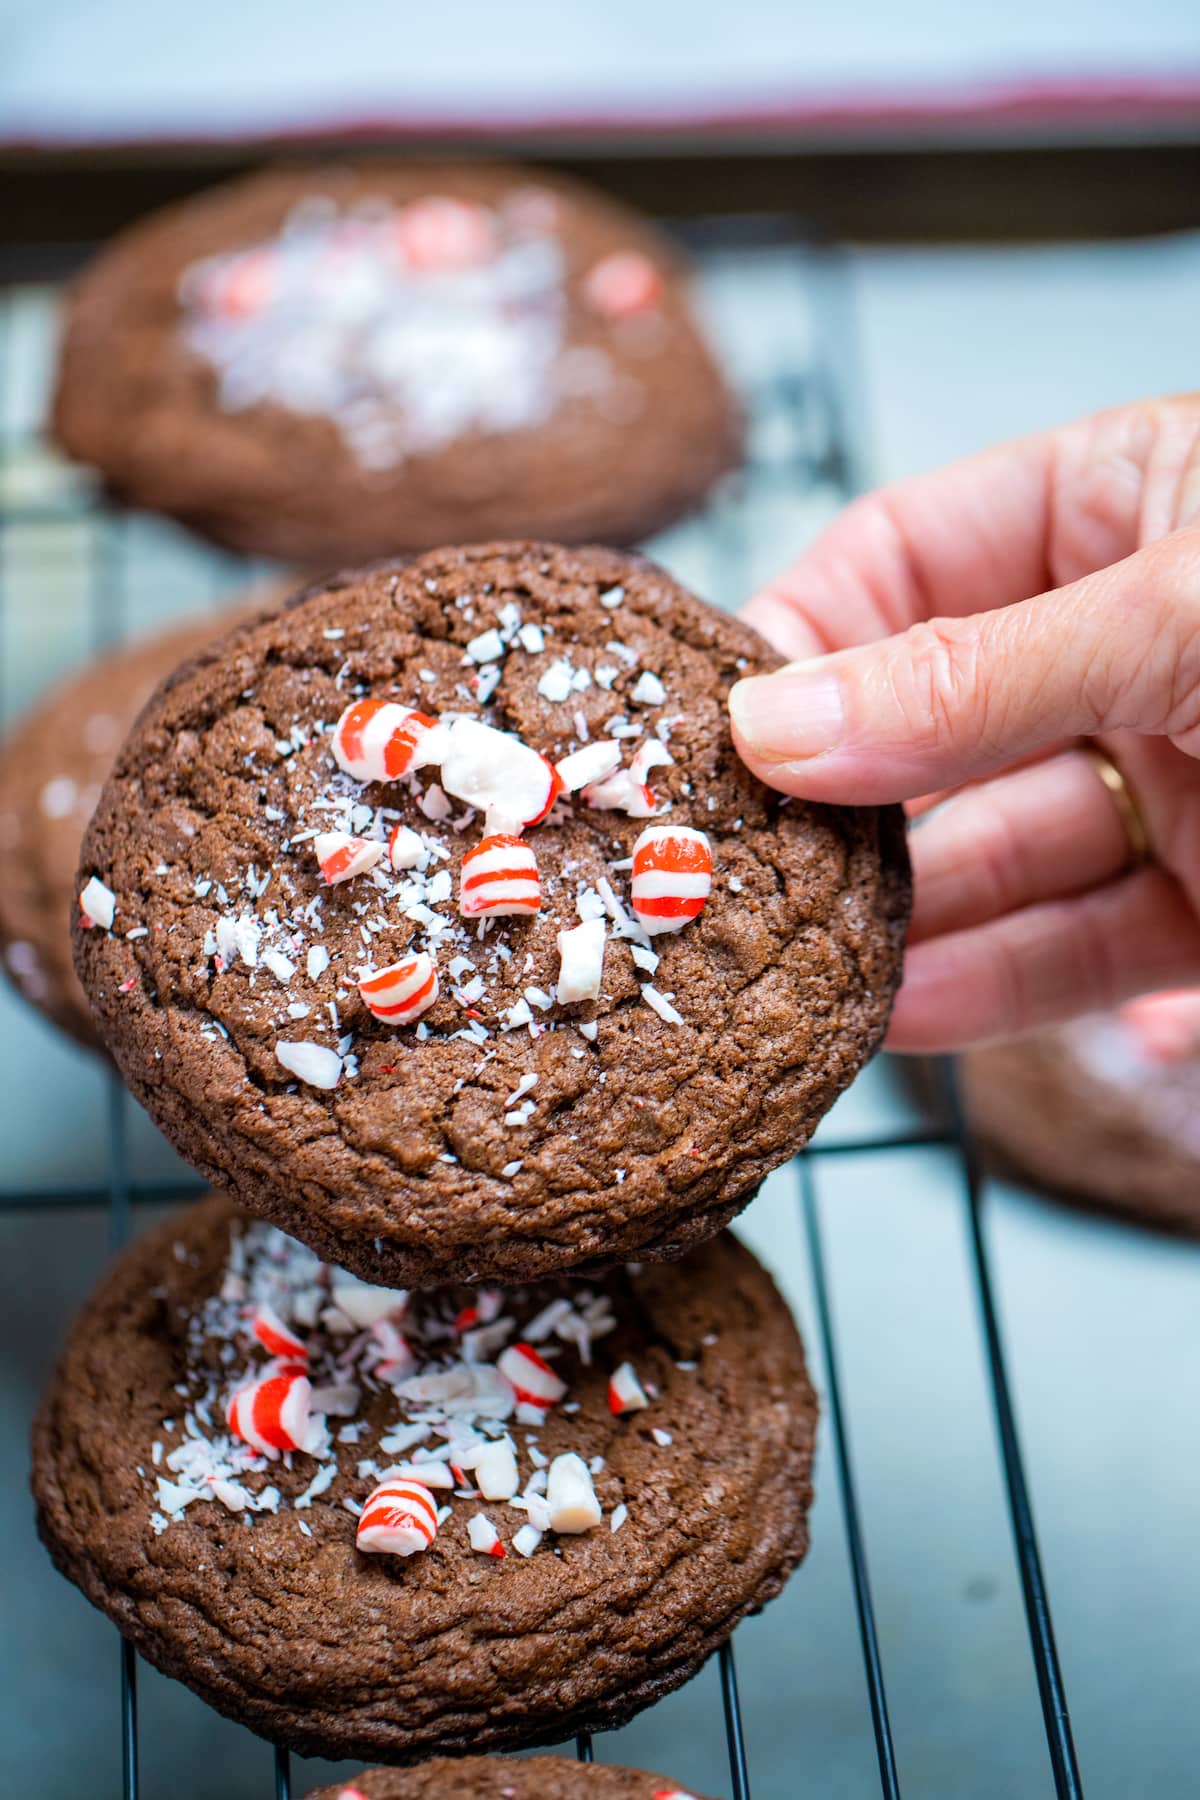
[729,532,1200,804]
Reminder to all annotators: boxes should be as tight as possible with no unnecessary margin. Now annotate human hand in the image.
[728,397,1200,1051]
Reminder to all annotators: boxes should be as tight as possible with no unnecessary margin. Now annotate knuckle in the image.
[891,618,988,752]
[1133,532,1200,732]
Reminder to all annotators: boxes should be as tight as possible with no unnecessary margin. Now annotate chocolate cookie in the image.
[53,164,741,565]
[72,545,909,1287]
[33,1192,816,1763]
[303,1759,714,1799]
[964,997,1200,1232]
[0,609,262,1050]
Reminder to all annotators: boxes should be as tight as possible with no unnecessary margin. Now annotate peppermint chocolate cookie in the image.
[53,164,740,564]
[304,1760,714,1799]
[964,992,1200,1232]
[33,1192,816,1762]
[72,545,909,1287]
[0,606,276,1050]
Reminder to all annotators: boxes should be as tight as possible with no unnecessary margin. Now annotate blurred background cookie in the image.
[53,163,742,565]
[0,589,289,1050]
[963,991,1200,1233]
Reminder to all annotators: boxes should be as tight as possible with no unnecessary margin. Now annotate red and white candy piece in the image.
[226,1365,312,1455]
[78,876,115,930]
[359,952,439,1024]
[556,918,606,1004]
[251,1303,308,1362]
[467,1513,507,1557]
[388,823,425,871]
[439,717,562,832]
[497,1341,567,1410]
[581,739,673,818]
[630,825,713,935]
[459,835,540,919]
[337,1788,371,1800]
[653,1790,700,1800]
[315,831,385,885]
[546,1452,602,1533]
[203,248,276,319]
[608,1360,650,1415]
[331,699,440,784]
[356,1476,439,1557]
[394,196,495,273]
[583,250,662,319]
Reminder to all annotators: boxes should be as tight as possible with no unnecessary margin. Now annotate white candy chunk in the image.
[630,738,674,783]
[307,945,330,980]
[275,1041,343,1088]
[262,949,296,983]
[536,658,574,702]
[388,825,424,871]
[642,986,685,1026]
[467,1512,504,1556]
[211,1478,251,1513]
[466,627,505,663]
[439,717,556,829]
[608,1360,650,1414]
[546,1453,602,1534]
[474,1438,519,1501]
[382,1459,455,1489]
[556,918,606,1005]
[525,1492,553,1532]
[512,1523,543,1557]
[419,783,453,822]
[79,877,116,930]
[554,739,622,794]
[517,623,545,653]
[631,670,667,706]
[331,1271,406,1328]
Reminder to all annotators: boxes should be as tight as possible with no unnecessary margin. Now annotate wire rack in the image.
[0,211,1084,1800]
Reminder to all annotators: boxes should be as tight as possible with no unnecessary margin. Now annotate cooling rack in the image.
[0,212,1084,1800]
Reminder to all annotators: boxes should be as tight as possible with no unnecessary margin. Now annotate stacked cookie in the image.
[302,1761,719,1799]
[31,544,909,1766]
[0,593,287,1050]
[23,162,911,1784]
[963,990,1200,1234]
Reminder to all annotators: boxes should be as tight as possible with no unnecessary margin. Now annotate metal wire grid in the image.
[0,214,1083,1800]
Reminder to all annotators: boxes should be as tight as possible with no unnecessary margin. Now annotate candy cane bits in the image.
[226,1364,313,1455]
[331,699,440,784]
[356,1476,440,1557]
[630,825,713,935]
[359,953,439,1024]
[459,835,541,918]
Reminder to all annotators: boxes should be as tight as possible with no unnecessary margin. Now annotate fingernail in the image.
[729,660,846,760]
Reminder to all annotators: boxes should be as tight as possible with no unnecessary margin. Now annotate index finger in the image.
[742,398,1188,660]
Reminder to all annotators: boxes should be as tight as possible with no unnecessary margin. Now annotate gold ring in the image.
[1085,748,1151,869]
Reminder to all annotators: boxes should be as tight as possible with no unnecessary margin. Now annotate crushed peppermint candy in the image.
[137,1215,674,1577]
[78,876,116,930]
[556,918,606,1005]
[275,1040,343,1088]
